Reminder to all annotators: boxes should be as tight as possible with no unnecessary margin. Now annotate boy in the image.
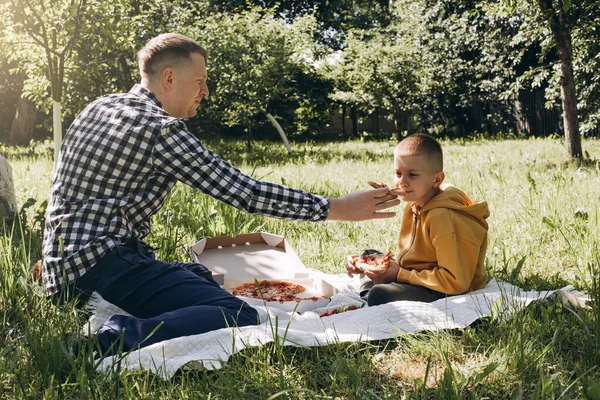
[346,134,489,306]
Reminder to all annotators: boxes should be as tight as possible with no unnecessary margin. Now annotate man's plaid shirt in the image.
[42,85,330,295]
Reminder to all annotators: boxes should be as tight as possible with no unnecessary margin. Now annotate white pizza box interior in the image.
[190,232,336,313]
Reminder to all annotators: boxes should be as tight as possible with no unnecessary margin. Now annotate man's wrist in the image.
[326,197,344,221]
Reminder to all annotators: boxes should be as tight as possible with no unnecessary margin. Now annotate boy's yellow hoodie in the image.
[396,184,489,295]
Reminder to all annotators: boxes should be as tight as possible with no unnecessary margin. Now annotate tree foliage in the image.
[206,0,392,48]
[0,0,599,148]
[190,9,328,140]
[321,28,419,137]
[506,0,600,138]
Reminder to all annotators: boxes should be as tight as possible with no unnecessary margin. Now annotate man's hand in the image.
[364,260,400,284]
[327,188,400,221]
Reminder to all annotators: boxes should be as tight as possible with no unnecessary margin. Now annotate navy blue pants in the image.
[68,239,259,354]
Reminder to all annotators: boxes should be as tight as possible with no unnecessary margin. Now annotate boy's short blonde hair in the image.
[395,134,443,172]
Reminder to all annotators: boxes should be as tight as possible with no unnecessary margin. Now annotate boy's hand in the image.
[364,260,400,284]
[345,255,363,277]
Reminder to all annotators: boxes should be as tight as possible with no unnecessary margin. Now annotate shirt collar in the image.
[129,84,164,110]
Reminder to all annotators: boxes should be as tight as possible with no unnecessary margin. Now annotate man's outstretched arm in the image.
[327,187,400,221]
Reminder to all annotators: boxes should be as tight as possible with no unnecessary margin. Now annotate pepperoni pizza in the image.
[231,280,322,303]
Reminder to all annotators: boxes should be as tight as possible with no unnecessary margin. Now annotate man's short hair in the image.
[137,33,207,78]
[395,134,444,171]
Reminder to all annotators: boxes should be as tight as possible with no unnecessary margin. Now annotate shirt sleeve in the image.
[151,122,330,221]
[396,211,481,295]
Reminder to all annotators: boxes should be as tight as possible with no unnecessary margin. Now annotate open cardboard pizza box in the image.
[190,232,335,313]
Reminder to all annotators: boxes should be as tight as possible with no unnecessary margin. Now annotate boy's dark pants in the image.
[359,250,446,306]
[61,238,259,354]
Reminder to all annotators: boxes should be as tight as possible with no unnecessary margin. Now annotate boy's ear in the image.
[433,171,445,188]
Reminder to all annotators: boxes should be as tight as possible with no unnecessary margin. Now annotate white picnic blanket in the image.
[85,275,588,379]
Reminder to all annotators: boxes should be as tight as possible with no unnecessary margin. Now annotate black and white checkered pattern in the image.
[42,85,329,295]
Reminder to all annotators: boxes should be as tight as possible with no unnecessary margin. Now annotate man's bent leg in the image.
[74,243,259,352]
[97,301,257,353]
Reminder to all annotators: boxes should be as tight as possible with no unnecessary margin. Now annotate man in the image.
[42,33,400,353]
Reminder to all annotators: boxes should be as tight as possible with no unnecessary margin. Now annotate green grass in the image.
[1,137,600,398]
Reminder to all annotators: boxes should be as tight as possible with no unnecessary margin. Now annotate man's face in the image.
[169,52,209,119]
[393,153,442,207]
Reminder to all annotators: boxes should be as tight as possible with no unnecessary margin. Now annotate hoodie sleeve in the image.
[396,209,484,295]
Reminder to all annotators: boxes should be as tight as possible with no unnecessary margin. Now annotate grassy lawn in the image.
[1,137,599,399]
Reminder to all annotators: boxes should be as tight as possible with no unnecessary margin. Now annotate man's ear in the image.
[433,171,445,188]
[161,67,175,91]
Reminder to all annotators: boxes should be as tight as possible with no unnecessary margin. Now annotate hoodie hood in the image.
[418,184,489,229]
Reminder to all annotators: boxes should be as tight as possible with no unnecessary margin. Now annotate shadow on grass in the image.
[490,270,572,292]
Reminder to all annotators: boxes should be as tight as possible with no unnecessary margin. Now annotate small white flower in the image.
[574,207,588,220]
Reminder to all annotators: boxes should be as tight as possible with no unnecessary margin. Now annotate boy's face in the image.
[393,153,444,208]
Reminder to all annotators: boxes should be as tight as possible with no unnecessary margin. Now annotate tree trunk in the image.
[351,106,358,137]
[52,101,63,167]
[9,97,37,146]
[341,105,346,136]
[374,107,380,137]
[0,156,17,217]
[246,125,252,151]
[394,114,402,142]
[266,113,292,154]
[538,0,582,159]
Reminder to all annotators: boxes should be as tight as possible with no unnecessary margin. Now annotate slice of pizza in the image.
[367,181,403,196]
[350,252,393,273]
[367,180,387,189]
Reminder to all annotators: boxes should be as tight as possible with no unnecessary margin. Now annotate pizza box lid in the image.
[191,232,310,281]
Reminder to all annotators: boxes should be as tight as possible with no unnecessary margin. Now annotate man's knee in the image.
[232,301,260,327]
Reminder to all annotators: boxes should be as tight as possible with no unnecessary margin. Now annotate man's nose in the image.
[201,82,209,98]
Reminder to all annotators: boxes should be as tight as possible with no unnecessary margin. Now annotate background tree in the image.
[504,0,586,159]
[4,0,86,163]
[571,0,600,138]
[1,0,598,145]
[393,0,519,137]
[1,0,200,148]
[207,0,392,49]
[322,28,419,139]
[191,9,319,149]
[535,0,581,159]
[0,16,34,146]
